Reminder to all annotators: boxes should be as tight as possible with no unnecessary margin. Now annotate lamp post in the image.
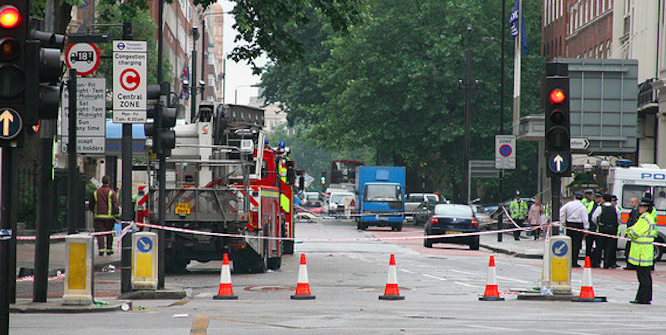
[458,24,478,204]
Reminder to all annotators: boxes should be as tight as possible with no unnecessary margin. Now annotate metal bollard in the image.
[62,234,93,305]
[132,232,158,290]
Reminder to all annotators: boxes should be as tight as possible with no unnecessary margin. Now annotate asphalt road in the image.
[10,218,666,334]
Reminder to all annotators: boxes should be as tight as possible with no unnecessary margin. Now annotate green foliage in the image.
[95,1,172,111]
[260,0,545,203]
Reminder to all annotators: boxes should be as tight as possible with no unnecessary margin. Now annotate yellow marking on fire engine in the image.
[175,203,191,215]
[261,190,279,198]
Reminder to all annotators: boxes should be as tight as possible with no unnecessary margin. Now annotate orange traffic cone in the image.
[379,254,405,300]
[479,255,504,301]
[213,253,238,300]
[573,256,606,302]
[291,254,316,300]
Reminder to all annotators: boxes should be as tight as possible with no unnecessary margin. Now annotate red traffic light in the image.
[549,89,565,104]
[0,5,20,29]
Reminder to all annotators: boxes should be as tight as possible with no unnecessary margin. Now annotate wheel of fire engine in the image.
[268,256,282,270]
[166,257,189,274]
[424,234,433,248]
[283,240,294,255]
[469,236,480,250]
[252,243,269,273]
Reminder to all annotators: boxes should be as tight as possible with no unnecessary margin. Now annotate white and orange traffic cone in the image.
[573,256,606,302]
[291,254,316,300]
[379,254,405,300]
[479,255,505,301]
[213,253,238,300]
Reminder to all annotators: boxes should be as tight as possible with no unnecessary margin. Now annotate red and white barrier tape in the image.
[16,272,66,282]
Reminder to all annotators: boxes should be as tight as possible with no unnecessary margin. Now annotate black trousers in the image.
[512,219,525,240]
[566,222,584,266]
[585,224,597,258]
[635,266,652,303]
[592,235,616,268]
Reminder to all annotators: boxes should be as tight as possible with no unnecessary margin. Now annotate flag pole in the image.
[512,0,521,136]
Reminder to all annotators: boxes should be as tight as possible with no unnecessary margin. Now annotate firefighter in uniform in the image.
[88,176,120,256]
[510,191,528,241]
[625,197,657,305]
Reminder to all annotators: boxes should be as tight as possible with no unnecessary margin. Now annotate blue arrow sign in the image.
[0,108,22,140]
[548,153,569,173]
[552,241,568,257]
[137,236,153,253]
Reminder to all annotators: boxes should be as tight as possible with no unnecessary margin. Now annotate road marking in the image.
[497,275,530,284]
[423,274,447,281]
[400,269,414,274]
[455,281,481,288]
[449,269,475,275]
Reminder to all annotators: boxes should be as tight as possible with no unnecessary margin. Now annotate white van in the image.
[326,191,355,217]
[608,164,666,261]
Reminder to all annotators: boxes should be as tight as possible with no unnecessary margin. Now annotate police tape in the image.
[133,221,543,243]
[17,229,119,241]
[552,222,666,248]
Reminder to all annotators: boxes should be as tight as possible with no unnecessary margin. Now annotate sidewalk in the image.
[480,231,546,259]
[16,237,121,275]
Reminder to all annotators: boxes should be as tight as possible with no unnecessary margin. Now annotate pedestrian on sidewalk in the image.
[527,197,544,240]
[585,192,604,258]
[510,191,528,241]
[626,197,657,305]
[560,191,589,267]
[88,175,119,256]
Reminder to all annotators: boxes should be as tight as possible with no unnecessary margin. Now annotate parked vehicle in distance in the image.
[326,191,355,216]
[405,193,442,225]
[424,204,480,250]
[470,204,491,229]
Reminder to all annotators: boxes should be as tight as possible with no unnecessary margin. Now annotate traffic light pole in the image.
[67,69,79,234]
[120,23,133,294]
[156,0,166,290]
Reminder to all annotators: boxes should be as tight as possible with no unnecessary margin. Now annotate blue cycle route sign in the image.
[552,241,568,257]
[137,236,153,253]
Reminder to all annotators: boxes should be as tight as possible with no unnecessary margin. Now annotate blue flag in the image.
[510,0,528,55]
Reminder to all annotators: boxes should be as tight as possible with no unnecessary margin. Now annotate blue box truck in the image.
[355,166,406,231]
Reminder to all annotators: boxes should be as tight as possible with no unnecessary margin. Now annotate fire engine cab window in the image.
[622,185,649,209]
[364,185,402,202]
[654,187,666,210]
[261,160,268,179]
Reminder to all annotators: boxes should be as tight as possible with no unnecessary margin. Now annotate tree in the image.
[260,0,545,203]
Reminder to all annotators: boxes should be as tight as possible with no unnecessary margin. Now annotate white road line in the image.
[400,269,414,274]
[449,269,476,275]
[497,275,531,284]
[423,274,447,281]
[455,281,481,288]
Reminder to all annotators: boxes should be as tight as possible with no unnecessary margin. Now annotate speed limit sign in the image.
[65,43,100,76]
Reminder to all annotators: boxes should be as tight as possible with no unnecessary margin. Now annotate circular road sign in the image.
[548,153,569,174]
[137,236,153,253]
[65,43,101,76]
[120,69,141,91]
[552,240,568,257]
[0,107,22,140]
[499,144,512,157]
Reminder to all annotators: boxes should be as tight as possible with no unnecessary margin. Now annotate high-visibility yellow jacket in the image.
[89,186,119,220]
[626,212,657,267]
[510,199,527,220]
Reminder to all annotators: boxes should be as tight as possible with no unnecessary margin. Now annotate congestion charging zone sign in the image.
[113,41,147,123]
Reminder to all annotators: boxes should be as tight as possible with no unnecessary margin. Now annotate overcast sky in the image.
[219,0,267,105]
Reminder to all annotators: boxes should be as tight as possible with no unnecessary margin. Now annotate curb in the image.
[10,299,131,314]
[480,243,543,259]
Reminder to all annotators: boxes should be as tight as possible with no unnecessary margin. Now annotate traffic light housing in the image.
[0,2,27,143]
[26,18,64,125]
[320,170,326,185]
[544,75,571,177]
[144,82,176,156]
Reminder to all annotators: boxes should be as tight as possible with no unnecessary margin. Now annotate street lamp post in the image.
[458,24,478,204]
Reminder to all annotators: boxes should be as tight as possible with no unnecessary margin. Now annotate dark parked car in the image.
[424,204,480,250]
